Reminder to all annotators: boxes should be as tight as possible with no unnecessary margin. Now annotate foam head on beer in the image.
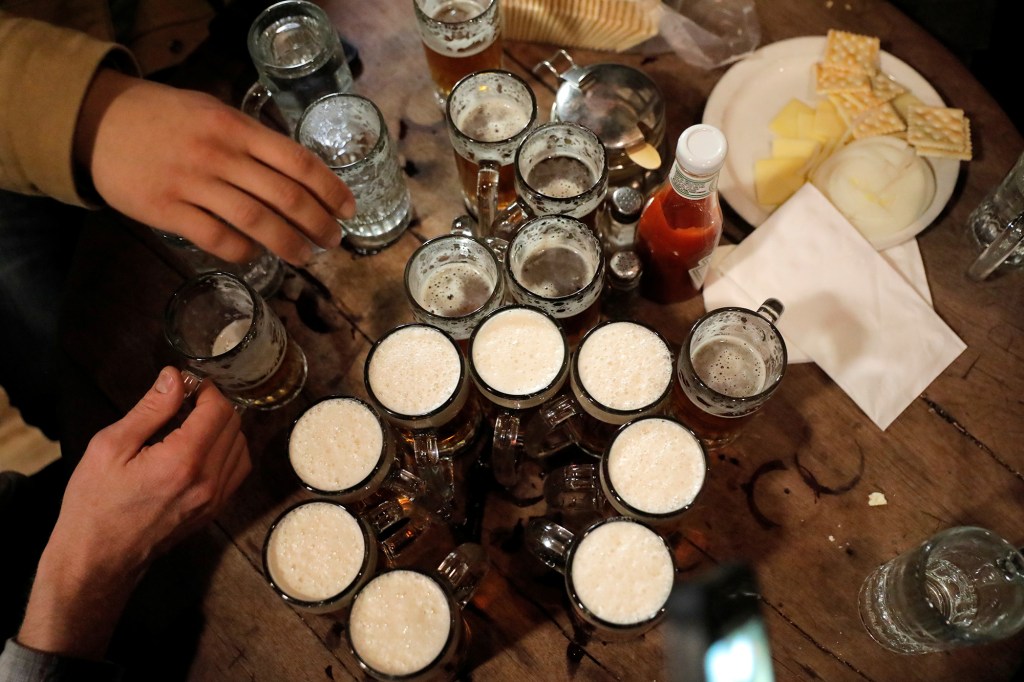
[606,418,706,515]
[575,321,673,412]
[349,569,453,676]
[289,397,384,492]
[367,325,462,418]
[471,306,567,400]
[570,519,675,625]
[265,501,366,603]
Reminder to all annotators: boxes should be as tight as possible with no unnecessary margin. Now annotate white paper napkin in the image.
[702,183,965,430]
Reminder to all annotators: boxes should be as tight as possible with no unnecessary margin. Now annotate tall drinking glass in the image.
[243,0,354,133]
[446,70,537,236]
[295,94,413,254]
[413,0,503,107]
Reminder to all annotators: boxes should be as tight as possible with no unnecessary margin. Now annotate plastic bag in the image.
[650,0,761,69]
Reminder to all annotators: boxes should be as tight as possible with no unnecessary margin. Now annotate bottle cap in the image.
[608,250,642,289]
[608,187,645,223]
[674,124,727,176]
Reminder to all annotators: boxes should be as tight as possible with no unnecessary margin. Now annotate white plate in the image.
[702,36,960,250]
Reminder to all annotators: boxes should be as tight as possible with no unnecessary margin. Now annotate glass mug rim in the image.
[404,234,505,324]
[505,214,605,304]
[564,516,674,633]
[346,566,462,680]
[295,93,388,172]
[262,499,375,611]
[413,0,498,28]
[571,319,674,419]
[446,69,538,148]
[364,323,469,423]
[678,304,789,406]
[514,121,609,203]
[163,271,262,363]
[288,395,396,497]
[247,0,335,72]
[598,415,708,522]
[467,304,570,405]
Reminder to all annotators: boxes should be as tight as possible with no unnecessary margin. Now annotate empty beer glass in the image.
[467,305,572,489]
[524,320,674,457]
[492,121,609,241]
[504,215,605,346]
[404,234,506,341]
[347,543,489,681]
[671,299,787,448]
[446,70,537,236]
[296,94,412,254]
[413,0,503,107]
[163,271,307,409]
[365,324,483,520]
[527,516,676,641]
[243,0,353,132]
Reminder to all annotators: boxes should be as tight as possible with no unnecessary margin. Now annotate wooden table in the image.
[56,0,1024,679]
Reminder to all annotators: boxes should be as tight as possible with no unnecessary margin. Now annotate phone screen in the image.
[704,612,774,682]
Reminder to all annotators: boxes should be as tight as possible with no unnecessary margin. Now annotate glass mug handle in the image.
[967,212,1024,281]
[525,518,575,574]
[450,216,508,263]
[522,394,579,459]
[436,542,489,606]
[756,298,785,324]
[411,432,456,519]
[543,463,604,515]
[241,82,272,121]
[180,368,247,415]
[476,162,501,240]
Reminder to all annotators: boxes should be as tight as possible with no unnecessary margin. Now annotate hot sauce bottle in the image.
[636,124,728,304]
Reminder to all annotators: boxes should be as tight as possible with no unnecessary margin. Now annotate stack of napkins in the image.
[702,183,965,430]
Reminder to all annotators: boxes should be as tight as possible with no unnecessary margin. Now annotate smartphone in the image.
[663,562,775,682]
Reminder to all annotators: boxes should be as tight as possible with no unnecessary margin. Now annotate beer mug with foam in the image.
[503,215,605,346]
[242,0,354,132]
[163,271,307,410]
[671,298,787,448]
[347,543,489,681]
[365,324,483,520]
[446,70,537,236]
[289,396,427,506]
[492,121,609,241]
[413,0,503,107]
[467,305,572,490]
[404,233,506,342]
[524,320,674,458]
[527,516,676,641]
[262,498,414,613]
[544,416,707,527]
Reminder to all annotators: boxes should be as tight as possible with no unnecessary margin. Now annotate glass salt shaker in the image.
[602,250,643,321]
[601,186,645,255]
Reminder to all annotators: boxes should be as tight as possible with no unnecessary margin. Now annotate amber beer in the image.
[414,0,503,103]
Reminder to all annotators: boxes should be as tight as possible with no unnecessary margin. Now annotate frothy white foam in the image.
[266,502,366,602]
[471,307,565,396]
[571,520,674,625]
[212,318,251,355]
[457,98,531,142]
[368,326,461,417]
[289,398,384,492]
[349,570,452,676]
[608,419,705,514]
[577,322,672,411]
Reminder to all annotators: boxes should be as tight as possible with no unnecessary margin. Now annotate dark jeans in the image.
[0,189,85,442]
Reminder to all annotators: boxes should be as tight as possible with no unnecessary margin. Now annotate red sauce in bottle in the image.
[636,125,727,304]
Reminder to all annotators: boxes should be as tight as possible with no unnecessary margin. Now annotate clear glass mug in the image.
[503,214,606,346]
[544,416,707,526]
[412,0,504,107]
[404,233,506,342]
[858,526,1024,654]
[466,305,572,490]
[262,498,412,614]
[295,94,413,254]
[288,396,427,506]
[492,122,610,241]
[671,298,787,449]
[243,0,354,133]
[446,69,537,237]
[163,271,308,410]
[346,543,489,681]
[364,324,483,521]
[526,516,676,641]
[153,230,286,300]
[525,320,675,458]
[966,150,1024,281]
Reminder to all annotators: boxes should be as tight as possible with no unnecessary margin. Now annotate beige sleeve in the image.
[0,11,139,207]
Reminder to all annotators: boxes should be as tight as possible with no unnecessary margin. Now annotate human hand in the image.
[17,367,250,658]
[74,69,356,266]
